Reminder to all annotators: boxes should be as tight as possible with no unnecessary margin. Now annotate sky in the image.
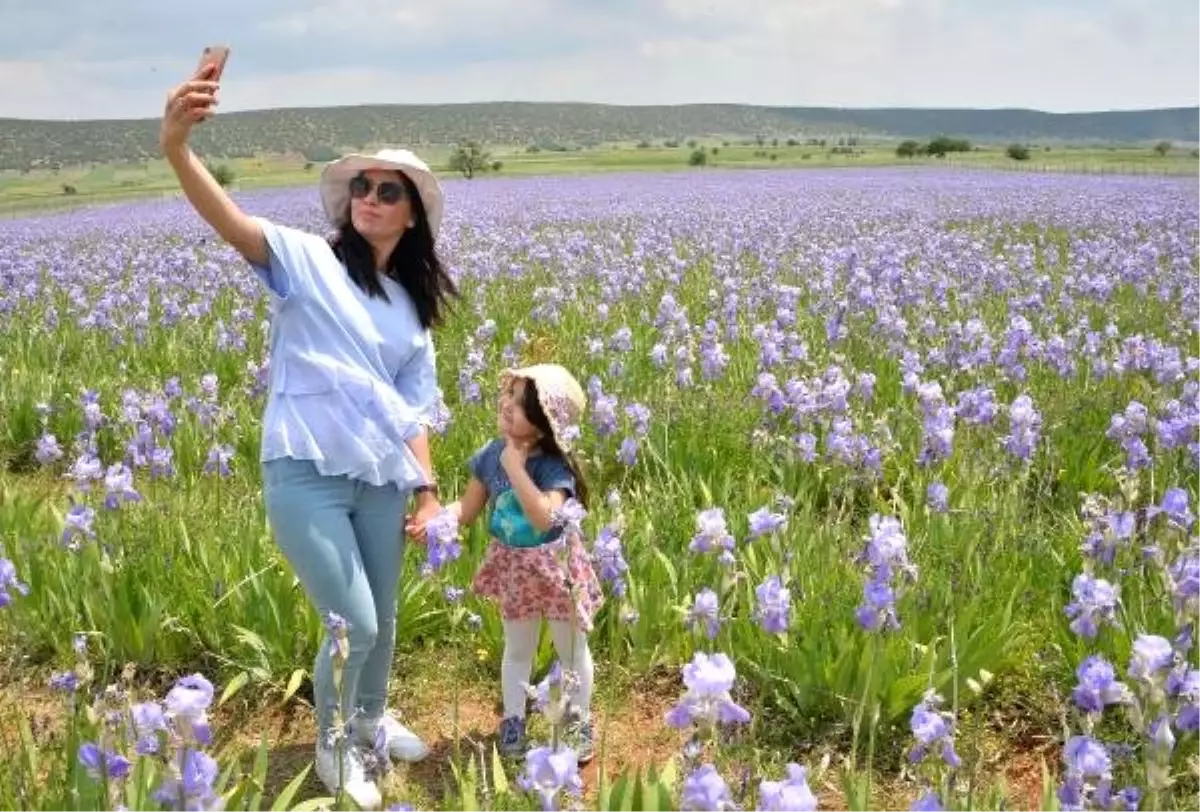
[0,0,1196,120]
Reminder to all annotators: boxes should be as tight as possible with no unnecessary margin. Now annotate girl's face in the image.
[498,377,542,442]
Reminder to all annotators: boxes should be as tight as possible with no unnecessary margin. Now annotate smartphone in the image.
[196,45,230,80]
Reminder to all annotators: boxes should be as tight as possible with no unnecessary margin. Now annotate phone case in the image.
[197,45,230,80]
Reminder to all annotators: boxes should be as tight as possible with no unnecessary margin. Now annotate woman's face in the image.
[498,377,542,442]
[348,169,414,245]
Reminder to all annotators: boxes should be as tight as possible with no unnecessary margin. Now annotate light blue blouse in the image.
[248,216,439,491]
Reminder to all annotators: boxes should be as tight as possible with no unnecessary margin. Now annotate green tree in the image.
[688,148,708,166]
[1005,143,1031,161]
[448,140,492,179]
[1154,140,1172,156]
[925,136,971,157]
[895,139,921,158]
[205,162,236,187]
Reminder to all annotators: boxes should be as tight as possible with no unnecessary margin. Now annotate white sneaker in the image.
[352,712,430,763]
[315,742,382,810]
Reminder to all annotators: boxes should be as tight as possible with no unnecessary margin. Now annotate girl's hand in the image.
[160,65,220,154]
[500,436,535,472]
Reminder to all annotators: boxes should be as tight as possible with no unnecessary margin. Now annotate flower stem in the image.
[850,634,881,775]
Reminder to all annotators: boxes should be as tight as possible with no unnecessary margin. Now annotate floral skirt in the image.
[471,533,604,631]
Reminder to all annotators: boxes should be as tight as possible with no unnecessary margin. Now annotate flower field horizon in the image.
[1,165,1197,811]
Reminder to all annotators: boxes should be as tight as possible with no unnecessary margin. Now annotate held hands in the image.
[403,436,530,543]
[160,64,220,154]
[404,492,442,544]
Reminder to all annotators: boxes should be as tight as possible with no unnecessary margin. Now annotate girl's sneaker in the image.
[565,716,595,764]
[498,715,526,756]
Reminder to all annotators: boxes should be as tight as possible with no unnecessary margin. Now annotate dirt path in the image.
[2,661,1052,811]
[0,655,684,809]
[219,664,684,808]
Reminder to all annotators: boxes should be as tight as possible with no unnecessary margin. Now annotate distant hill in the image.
[1,102,1196,171]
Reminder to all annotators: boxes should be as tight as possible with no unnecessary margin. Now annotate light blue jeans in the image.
[263,456,407,742]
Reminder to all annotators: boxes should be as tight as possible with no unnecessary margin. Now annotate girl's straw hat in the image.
[500,364,587,452]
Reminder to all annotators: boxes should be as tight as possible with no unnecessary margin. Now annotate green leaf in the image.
[630,768,645,812]
[1040,756,1060,812]
[654,778,673,812]
[128,752,154,812]
[841,769,870,812]
[270,764,315,811]
[282,669,306,704]
[462,780,478,810]
[222,780,249,812]
[659,757,678,792]
[233,625,269,655]
[649,546,679,594]
[219,670,250,706]
[289,796,335,812]
[17,713,38,784]
[248,733,271,811]
[491,743,510,796]
[885,672,929,719]
[214,752,238,793]
[606,771,631,811]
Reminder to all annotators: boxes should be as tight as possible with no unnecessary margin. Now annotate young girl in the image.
[445,363,604,761]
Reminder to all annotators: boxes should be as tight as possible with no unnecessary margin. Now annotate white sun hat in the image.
[318,148,445,239]
[499,364,588,453]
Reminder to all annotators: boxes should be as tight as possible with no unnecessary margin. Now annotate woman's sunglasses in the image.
[348,174,407,205]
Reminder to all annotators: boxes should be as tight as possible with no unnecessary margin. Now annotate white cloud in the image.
[256,0,566,43]
[0,0,1195,119]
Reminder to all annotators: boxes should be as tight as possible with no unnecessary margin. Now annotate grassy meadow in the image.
[0,137,1196,216]
[0,164,1197,811]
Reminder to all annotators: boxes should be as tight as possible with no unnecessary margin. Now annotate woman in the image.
[160,63,455,807]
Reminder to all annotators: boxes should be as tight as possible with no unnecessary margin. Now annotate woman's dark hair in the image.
[328,171,458,329]
[522,379,590,508]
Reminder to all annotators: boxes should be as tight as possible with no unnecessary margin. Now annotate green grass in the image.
[0,174,1195,810]
[1,140,1195,216]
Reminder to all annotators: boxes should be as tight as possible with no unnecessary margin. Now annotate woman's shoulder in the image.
[250,217,336,268]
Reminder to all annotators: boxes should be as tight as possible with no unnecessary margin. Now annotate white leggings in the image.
[502,617,594,720]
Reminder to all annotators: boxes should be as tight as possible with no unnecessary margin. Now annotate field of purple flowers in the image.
[0,166,1197,811]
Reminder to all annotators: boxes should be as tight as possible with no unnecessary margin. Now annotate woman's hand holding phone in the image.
[159,46,229,155]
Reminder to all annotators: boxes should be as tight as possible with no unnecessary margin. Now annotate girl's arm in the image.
[447,477,489,526]
[501,456,566,533]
